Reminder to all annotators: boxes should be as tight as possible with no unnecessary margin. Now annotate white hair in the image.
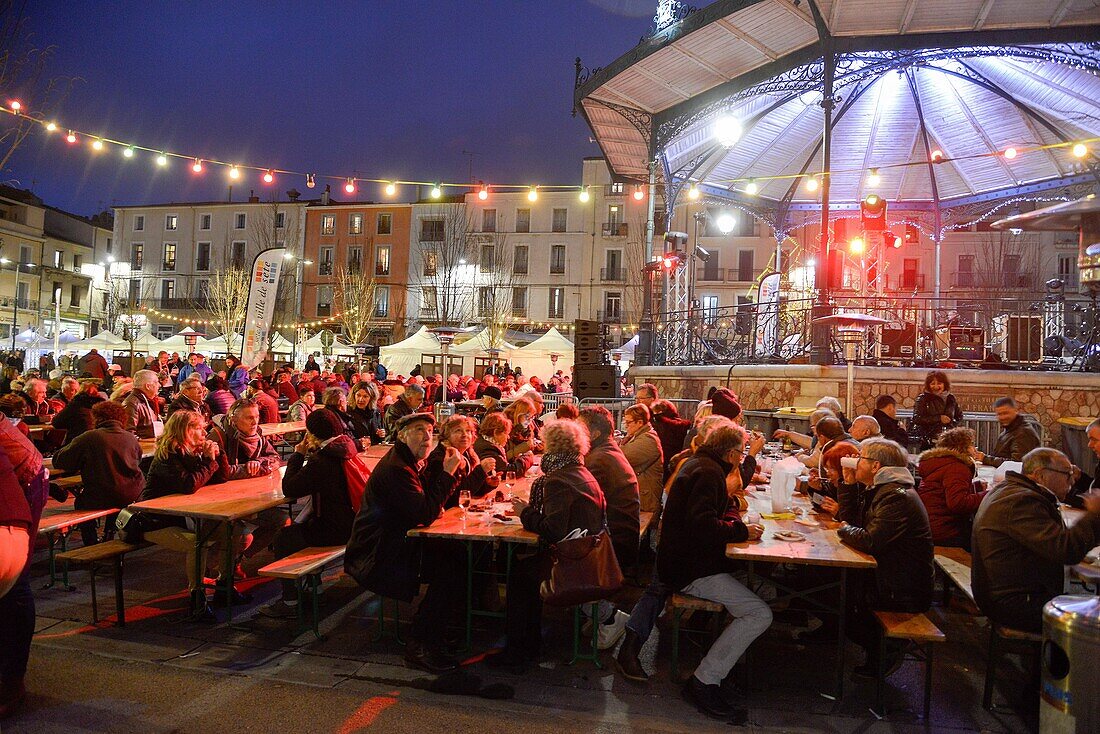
[133,369,160,388]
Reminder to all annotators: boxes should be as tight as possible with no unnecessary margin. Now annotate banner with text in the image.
[754,272,781,357]
[241,247,286,368]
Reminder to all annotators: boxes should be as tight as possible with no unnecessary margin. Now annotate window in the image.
[511,287,527,317]
[478,287,495,317]
[482,209,497,233]
[133,215,145,231]
[422,251,438,277]
[165,214,178,231]
[349,213,363,235]
[196,242,211,271]
[420,218,444,241]
[603,250,622,281]
[128,279,142,304]
[321,214,335,236]
[957,254,974,287]
[195,279,210,301]
[607,205,623,226]
[902,258,920,288]
[702,295,719,325]
[480,244,496,272]
[275,211,286,229]
[161,279,175,302]
[231,241,247,269]
[154,324,175,340]
[737,250,754,281]
[234,213,247,230]
[610,182,624,194]
[515,208,531,233]
[702,249,721,281]
[1058,253,1077,288]
[421,286,437,316]
[73,254,82,272]
[130,243,144,270]
[317,285,333,315]
[552,208,568,233]
[106,237,112,254]
[603,292,622,321]
[200,213,211,230]
[162,242,177,271]
[53,250,63,268]
[550,245,566,274]
[377,213,392,235]
[347,246,362,272]
[375,246,391,276]
[513,245,529,275]
[70,284,82,308]
[19,245,30,265]
[548,287,564,319]
[16,280,28,306]
[319,246,334,275]
[51,281,61,303]
[374,286,390,318]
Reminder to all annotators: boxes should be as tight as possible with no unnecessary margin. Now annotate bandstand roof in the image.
[575,0,1100,206]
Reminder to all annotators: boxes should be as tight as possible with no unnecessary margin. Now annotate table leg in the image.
[464,540,474,652]
[835,568,847,701]
[223,521,235,624]
[43,531,59,589]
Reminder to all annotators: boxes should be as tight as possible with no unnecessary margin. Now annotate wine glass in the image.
[458,490,472,526]
[504,471,516,498]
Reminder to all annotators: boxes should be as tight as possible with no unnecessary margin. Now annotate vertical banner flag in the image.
[754,272,782,357]
[241,247,286,368]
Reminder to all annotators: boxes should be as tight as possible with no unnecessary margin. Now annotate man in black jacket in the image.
[972,396,1040,467]
[51,381,105,445]
[836,438,933,676]
[654,422,769,722]
[345,412,463,673]
[872,395,909,447]
[383,384,423,443]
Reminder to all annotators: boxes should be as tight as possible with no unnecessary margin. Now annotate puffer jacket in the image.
[838,466,934,612]
[982,415,1041,467]
[917,447,986,547]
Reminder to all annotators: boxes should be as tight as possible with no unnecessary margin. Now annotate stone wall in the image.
[629,364,1100,448]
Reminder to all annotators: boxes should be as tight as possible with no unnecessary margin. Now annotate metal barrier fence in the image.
[574,397,701,427]
[651,293,1097,371]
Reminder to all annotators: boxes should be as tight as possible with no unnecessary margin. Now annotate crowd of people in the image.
[2,353,1099,723]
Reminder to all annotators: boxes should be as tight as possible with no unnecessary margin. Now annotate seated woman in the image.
[347,384,384,444]
[810,441,861,508]
[916,427,988,549]
[136,410,246,621]
[425,415,496,507]
[0,394,30,438]
[260,410,363,619]
[204,376,235,418]
[620,403,664,518]
[474,413,534,478]
[912,370,963,450]
[497,420,607,671]
[503,397,541,460]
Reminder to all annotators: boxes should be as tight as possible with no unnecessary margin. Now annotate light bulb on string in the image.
[122,146,135,158]
[527,186,538,202]
[713,114,742,147]
[385,181,397,196]
[263,169,275,184]
[192,159,203,173]
[228,165,240,179]
[1003,147,1018,160]
[478,183,489,200]
[91,138,104,151]
[579,186,590,203]
[931,149,944,163]
[744,179,758,196]
[305,173,316,188]
[867,168,881,186]
[632,186,645,201]
[9,100,21,112]
[430,183,442,199]
[344,178,356,194]
[805,175,819,192]
[156,152,168,167]
[688,184,700,200]
[45,121,57,132]
[66,130,77,144]
[1072,143,1087,158]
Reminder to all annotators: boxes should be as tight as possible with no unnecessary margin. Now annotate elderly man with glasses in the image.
[972,447,1100,633]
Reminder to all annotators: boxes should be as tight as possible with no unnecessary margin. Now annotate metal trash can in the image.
[433,402,455,424]
[1041,594,1100,733]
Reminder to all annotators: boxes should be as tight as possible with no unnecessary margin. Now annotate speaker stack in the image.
[573,319,619,398]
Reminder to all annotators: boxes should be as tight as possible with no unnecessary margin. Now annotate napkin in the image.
[761,512,796,520]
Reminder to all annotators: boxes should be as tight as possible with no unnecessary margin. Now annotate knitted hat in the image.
[483,385,502,400]
[711,388,742,420]
[306,408,344,440]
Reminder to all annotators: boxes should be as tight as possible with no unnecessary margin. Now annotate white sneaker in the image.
[597,610,630,650]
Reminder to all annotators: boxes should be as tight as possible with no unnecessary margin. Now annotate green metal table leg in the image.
[223,521,235,623]
[464,540,474,652]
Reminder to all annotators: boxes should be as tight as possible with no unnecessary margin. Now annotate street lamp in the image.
[284,254,313,366]
[1,257,35,350]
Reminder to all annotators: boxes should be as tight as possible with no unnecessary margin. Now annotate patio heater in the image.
[813,312,890,418]
[429,326,464,424]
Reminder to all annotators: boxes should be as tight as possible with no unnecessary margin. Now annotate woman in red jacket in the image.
[916,427,988,549]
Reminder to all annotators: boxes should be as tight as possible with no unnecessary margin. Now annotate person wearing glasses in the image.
[620,404,664,520]
[972,447,1100,633]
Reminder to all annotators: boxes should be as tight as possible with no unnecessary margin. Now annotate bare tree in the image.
[0,2,74,175]
[202,266,250,354]
[415,203,474,327]
[473,223,524,349]
[333,260,386,346]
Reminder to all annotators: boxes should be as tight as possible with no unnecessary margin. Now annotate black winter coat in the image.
[912,391,963,448]
[983,415,1041,467]
[473,436,533,477]
[140,449,219,501]
[281,435,359,546]
[657,448,749,591]
[424,441,491,507]
[52,419,144,509]
[344,441,457,601]
[51,391,104,444]
[872,409,909,446]
[519,463,605,544]
[837,466,934,612]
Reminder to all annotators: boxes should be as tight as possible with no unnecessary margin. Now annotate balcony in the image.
[0,296,37,310]
[375,263,390,277]
[951,271,1035,289]
[511,306,528,318]
[602,223,628,237]
[317,303,332,317]
[597,309,626,324]
[600,266,625,282]
[696,267,724,282]
[153,297,209,310]
[727,268,763,283]
[318,262,333,276]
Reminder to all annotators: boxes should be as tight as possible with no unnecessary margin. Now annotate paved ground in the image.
[5,541,1041,733]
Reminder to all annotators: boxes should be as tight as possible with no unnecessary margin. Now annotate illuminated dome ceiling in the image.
[575,0,1100,208]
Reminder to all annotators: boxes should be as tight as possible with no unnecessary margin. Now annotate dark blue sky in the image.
[7,0,656,216]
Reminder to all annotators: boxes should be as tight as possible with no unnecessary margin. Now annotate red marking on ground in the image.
[335,692,400,733]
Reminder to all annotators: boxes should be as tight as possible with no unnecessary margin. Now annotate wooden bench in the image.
[984,624,1042,711]
[37,508,118,589]
[669,593,726,681]
[56,540,150,626]
[638,511,656,541]
[258,545,346,638]
[933,546,974,607]
[872,611,946,720]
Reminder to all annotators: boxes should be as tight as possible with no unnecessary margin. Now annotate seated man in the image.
[345,413,464,673]
[52,380,106,445]
[848,415,881,442]
[1067,418,1100,507]
[167,376,212,427]
[833,439,934,675]
[634,382,658,409]
[383,384,424,442]
[972,447,1100,633]
[653,420,770,722]
[48,376,81,413]
[872,395,910,446]
[803,415,854,472]
[18,378,54,424]
[773,407,833,455]
[578,406,641,573]
[480,385,503,416]
[245,379,281,425]
[972,396,1040,467]
[123,369,162,439]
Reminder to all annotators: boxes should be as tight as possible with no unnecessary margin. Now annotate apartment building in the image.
[301,197,412,346]
[111,195,307,338]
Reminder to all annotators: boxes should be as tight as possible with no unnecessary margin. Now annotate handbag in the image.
[539,527,624,607]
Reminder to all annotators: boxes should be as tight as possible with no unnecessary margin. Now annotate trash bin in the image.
[1041,594,1100,733]
[433,402,455,424]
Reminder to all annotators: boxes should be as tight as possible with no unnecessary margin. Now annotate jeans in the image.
[681,573,773,686]
[625,569,671,644]
[0,573,34,682]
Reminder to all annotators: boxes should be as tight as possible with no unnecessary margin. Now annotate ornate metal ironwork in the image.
[574,56,603,90]
[585,98,653,148]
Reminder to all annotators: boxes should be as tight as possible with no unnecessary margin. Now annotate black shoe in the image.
[682,676,747,723]
[405,641,458,674]
[615,630,649,683]
[189,590,216,623]
[212,584,253,607]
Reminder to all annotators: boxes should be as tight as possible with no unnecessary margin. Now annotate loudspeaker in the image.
[575,333,602,350]
[575,348,603,365]
[574,365,619,399]
[575,320,601,336]
[948,327,985,360]
[880,322,916,359]
[1005,315,1043,362]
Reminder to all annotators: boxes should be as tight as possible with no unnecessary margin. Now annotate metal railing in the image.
[600,267,625,282]
[951,271,1037,289]
[602,223,628,237]
[0,296,36,310]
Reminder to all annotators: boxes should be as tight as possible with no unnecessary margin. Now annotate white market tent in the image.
[155,327,209,352]
[300,331,357,357]
[378,326,441,377]
[13,328,43,347]
[198,331,296,357]
[610,334,638,372]
[113,330,164,354]
[512,327,574,379]
[71,330,127,351]
[451,328,518,375]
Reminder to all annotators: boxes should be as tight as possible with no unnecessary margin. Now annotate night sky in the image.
[5,0,657,216]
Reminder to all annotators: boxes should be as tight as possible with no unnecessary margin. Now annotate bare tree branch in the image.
[414,203,474,327]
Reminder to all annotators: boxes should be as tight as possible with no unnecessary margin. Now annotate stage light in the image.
[478,183,489,200]
[156,152,168,166]
[344,178,356,194]
[687,184,700,200]
[931,149,944,162]
[66,130,77,144]
[713,114,742,147]
[633,186,644,201]
[744,179,758,195]
[91,138,104,151]
[123,146,135,158]
[228,165,240,178]
[1072,143,1088,158]
[192,159,203,173]
[385,181,397,196]
[867,168,881,186]
[805,176,819,192]
[579,186,590,203]
[306,173,316,188]
[430,183,442,199]
[716,213,736,234]
[528,186,538,202]
[849,237,865,255]
[263,169,275,184]
[865,194,879,206]
[1003,147,1018,160]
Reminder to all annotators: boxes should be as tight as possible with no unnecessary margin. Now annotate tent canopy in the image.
[156,327,209,351]
[511,327,574,379]
[451,328,518,355]
[300,331,357,356]
[378,326,442,376]
[516,327,574,357]
[71,330,127,351]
